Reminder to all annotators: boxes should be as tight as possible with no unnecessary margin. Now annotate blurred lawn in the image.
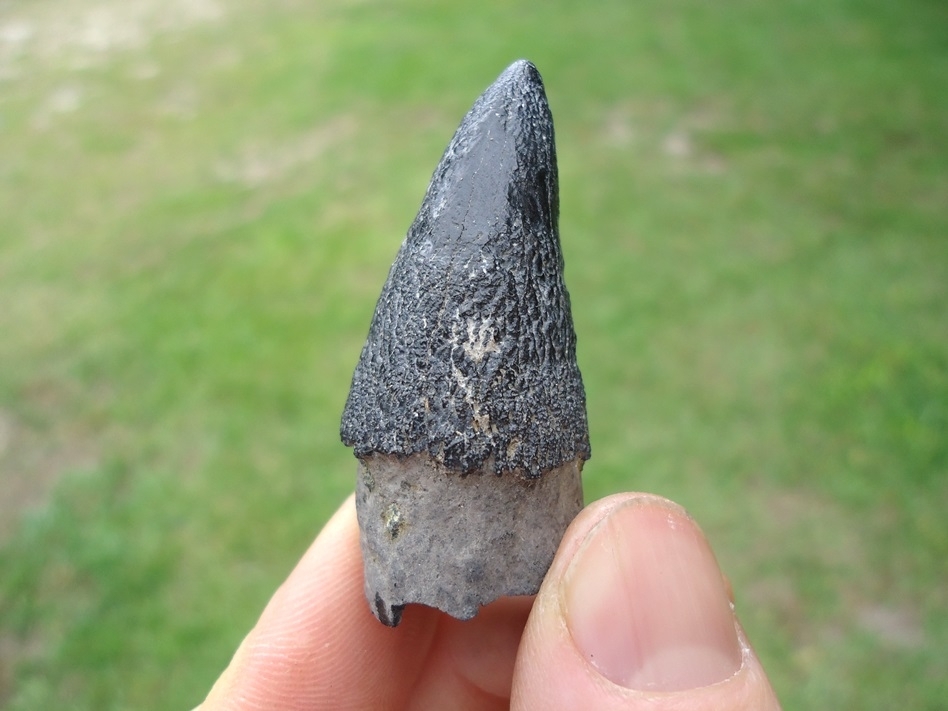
[1,0,946,707]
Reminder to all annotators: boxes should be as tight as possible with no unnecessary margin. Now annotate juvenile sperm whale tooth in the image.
[340,59,590,627]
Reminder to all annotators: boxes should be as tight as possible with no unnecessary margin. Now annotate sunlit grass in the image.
[1,0,946,708]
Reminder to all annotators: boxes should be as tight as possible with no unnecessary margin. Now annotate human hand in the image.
[196,492,780,710]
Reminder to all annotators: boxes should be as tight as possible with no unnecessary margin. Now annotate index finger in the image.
[197,494,440,710]
[196,494,532,711]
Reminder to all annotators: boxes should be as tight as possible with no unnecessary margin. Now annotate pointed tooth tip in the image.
[497,58,543,88]
[477,59,551,133]
[505,58,538,75]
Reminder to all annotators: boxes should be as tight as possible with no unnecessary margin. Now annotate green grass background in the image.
[1,0,946,707]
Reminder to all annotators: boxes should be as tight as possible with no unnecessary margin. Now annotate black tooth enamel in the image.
[341,59,590,477]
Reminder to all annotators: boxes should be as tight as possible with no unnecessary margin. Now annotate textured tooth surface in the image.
[341,59,590,477]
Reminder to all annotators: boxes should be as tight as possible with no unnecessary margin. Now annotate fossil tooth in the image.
[341,59,590,627]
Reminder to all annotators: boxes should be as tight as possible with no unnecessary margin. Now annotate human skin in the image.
[196,492,781,710]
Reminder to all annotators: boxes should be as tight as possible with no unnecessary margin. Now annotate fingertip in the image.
[512,493,781,710]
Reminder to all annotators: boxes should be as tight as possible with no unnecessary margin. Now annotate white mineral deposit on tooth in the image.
[340,59,590,627]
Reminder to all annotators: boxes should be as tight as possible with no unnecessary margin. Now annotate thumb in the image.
[511,494,781,710]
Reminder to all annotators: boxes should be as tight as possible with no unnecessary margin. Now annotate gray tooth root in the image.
[341,60,589,626]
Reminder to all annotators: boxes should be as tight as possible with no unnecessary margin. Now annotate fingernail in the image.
[561,497,743,691]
